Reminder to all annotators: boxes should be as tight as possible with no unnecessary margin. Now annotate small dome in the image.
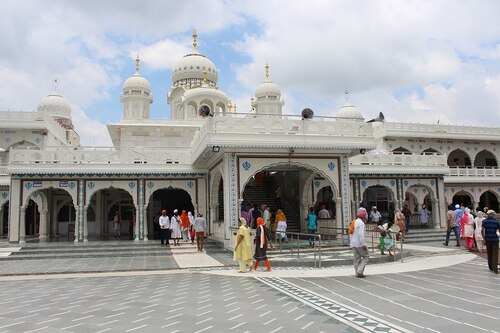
[255,79,281,99]
[37,93,72,118]
[336,101,364,120]
[123,73,151,95]
[172,49,218,86]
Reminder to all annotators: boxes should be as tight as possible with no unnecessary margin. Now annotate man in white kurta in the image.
[350,207,369,278]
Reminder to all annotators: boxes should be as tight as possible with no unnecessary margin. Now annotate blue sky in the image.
[1,0,500,146]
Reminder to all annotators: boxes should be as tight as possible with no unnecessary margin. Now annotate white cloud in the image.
[1,0,500,146]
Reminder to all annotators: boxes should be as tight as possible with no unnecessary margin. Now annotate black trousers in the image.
[485,240,499,273]
[160,229,170,245]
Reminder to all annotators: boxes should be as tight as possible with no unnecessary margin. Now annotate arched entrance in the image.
[1,201,8,238]
[242,169,301,231]
[88,188,136,240]
[448,149,471,167]
[25,199,39,239]
[474,150,497,167]
[363,185,394,222]
[315,185,335,218]
[452,191,472,208]
[147,188,194,239]
[479,191,499,212]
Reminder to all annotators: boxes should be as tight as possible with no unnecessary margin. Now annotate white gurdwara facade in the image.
[0,32,498,246]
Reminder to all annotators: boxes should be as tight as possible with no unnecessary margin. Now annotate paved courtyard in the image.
[0,242,498,333]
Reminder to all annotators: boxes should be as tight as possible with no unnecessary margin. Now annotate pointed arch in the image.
[448,148,471,167]
[474,149,497,167]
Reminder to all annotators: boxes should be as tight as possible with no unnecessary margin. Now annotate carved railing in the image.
[349,152,447,167]
[373,121,500,137]
[8,147,192,165]
[0,111,70,145]
[192,114,373,149]
[448,167,500,177]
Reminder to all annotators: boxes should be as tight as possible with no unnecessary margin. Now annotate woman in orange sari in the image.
[180,210,191,242]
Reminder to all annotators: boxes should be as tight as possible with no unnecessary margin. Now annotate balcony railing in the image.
[8,147,192,165]
[349,152,447,167]
[448,167,500,177]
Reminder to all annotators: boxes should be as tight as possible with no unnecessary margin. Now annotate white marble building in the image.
[1,32,498,246]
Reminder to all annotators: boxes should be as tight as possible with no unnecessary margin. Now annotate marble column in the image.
[19,206,26,244]
[38,209,48,241]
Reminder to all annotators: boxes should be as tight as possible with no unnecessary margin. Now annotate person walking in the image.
[462,208,475,251]
[443,204,460,247]
[159,210,171,247]
[193,212,207,252]
[394,209,406,241]
[481,210,500,274]
[251,217,272,272]
[306,207,318,247]
[234,217,253,273]
[113,211,121,239]
[475,211,486,252]
[170,209,181,246]
[418,204,431,227]
[180,210,191,242]
[369,206,382,225]
[128,214,135,240]
[351,207,369,278]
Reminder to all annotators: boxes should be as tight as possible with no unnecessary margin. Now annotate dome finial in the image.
[135,54,140,73]
[193,28,197,48]
[344,90,350,102]
[228,99,233,112]
[265,63,269,79]
[53,77,59,92]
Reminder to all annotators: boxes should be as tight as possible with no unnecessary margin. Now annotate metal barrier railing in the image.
[230,224,405,268]
[365,228,404,263]
[274,231,323,268]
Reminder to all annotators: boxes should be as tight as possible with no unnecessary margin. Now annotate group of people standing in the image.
[156,209,207,252]
[241,202,289,244]
[444,204,500,274]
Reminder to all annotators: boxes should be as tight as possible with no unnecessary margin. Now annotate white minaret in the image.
[120,55,153,120]
[252,63,284,118]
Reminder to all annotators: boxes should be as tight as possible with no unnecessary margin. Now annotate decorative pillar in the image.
[209,203,218,231]
[300,202,309,231]
[435,177,447,229]
[138,179,145,240]
[83,205,88,242]
[222,153,238,244]
[134,204,139,241]
[334,197,342,229]
[38,209,49,241]
[19,206,26,244]
[0,207,3,237]
[95,191,102,239]
[8,178,21,243]
[76,179,84,242]
[339,155,351,228]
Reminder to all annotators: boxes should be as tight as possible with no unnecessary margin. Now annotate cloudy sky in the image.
[1,0,500,146]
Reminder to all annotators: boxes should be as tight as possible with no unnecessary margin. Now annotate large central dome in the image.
[171,31,218,88]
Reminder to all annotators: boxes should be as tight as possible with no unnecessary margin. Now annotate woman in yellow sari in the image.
[234,217,253,272]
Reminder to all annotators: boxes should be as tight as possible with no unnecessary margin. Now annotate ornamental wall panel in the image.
[84,180,138,207]
[237,156,340,197]
[0,190,8,208]
[144,179,197,207]
[358,178,397,200]
[21,180,78,207]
